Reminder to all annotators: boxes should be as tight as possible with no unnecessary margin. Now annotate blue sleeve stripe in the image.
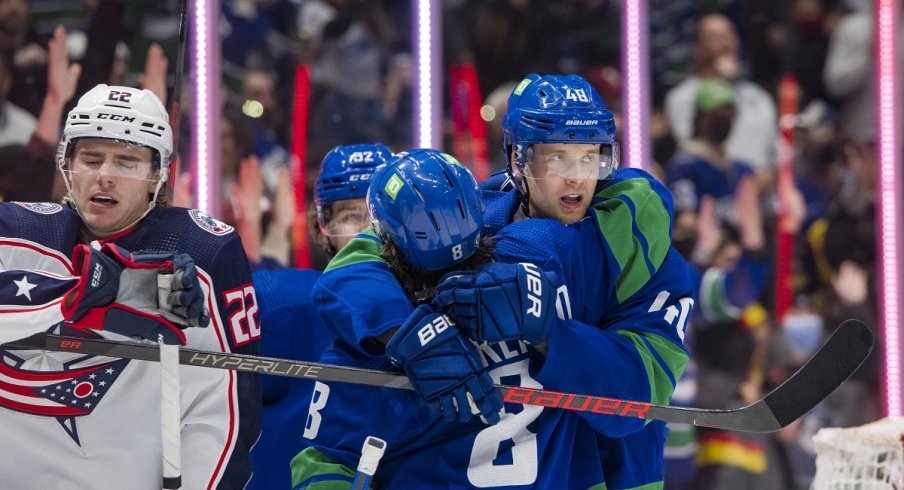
[639,334,677,388]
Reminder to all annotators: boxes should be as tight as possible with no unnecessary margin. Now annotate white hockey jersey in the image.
[0,202,261,489]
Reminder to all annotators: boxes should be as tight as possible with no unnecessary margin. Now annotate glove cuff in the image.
[69,304,188,346]
[63,245,121,321]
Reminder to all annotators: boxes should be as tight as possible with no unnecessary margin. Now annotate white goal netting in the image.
[811,417,904,489]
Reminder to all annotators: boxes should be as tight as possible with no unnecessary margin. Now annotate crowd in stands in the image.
[1,1,900,489]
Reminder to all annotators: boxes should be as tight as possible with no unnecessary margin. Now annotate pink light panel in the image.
[622,0,649,169]
[413,0,440,149]
[191,0,221,217]
[876,0,902,417]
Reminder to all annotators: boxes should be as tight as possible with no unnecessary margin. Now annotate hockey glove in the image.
[62,244,210,345]
[432,262,557,345]
[385,304,503,425]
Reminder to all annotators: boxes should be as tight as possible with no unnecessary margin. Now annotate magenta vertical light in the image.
[876,0,902,417]
[413,0,441,149]
[621,0,649,169]
[192,0,221,217]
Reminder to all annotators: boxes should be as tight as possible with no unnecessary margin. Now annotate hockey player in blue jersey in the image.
[249,143,391,490]
[441,73,695,489]
[0,84,261,488]
[293,75,694,488]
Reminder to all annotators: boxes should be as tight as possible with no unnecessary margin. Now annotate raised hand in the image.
[433,262,557,345]
[46,26,81,106]
[385,304,503,424]
[139,42,169,104]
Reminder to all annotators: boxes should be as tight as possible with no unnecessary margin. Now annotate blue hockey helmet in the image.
[315,143,392,214]
[367,149,485,271]
[502,74,619,180]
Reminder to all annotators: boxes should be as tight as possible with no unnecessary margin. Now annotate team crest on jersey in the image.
[0,329,129,446]
[189,209,234,236]
[14,202,63,215]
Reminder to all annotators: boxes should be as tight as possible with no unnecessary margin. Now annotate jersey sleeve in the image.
[0,204,79,343]
[176,231,262,489]
[313,228,413,352]
[536,249,694,437]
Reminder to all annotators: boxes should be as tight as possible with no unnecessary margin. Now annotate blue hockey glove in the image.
[62,244,210,345]
[385,304,503,425]
[432,262,557,345]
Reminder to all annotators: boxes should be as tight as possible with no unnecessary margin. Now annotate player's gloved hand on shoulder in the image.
[432,262,557,345]
[62,243,210,345]
[385,304,503,425]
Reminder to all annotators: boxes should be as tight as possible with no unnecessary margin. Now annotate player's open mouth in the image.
[90,194,118,206]
[561,194,583,208]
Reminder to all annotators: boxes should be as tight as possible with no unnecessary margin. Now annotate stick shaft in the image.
[7,319,871,433]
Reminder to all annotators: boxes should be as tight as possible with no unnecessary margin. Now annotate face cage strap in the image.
[505,144,533,220]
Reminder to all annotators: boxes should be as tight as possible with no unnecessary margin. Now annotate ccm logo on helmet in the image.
[97,113,136,123]
[565,120,598,126]
[349,174,371,181]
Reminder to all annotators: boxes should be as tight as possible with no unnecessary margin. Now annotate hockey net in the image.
[811,417,904,489]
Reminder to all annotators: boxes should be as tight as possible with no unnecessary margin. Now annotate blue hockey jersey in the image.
[293,168,694,489]
[249,268,336,490]
[0,202,261,489]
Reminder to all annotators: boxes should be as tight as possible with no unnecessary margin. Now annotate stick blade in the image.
[764,318,874,428]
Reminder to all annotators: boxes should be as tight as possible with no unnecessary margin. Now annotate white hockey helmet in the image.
[58,84,173,179]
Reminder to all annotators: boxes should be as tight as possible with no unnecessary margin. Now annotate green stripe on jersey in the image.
[620,482,664,490]
[594,178,671,303]
[618,331,689,406]
[324,227,386,273]
[290,447,363,489]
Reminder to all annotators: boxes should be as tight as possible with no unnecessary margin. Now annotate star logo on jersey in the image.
[0,329,130,445]
[13,276,37,301]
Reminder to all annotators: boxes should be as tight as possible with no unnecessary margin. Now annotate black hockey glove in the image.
[62,243,210,345]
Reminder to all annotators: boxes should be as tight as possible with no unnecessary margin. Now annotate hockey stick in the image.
[159,338,181,490]
[165,0,189,206]
[5,319,872,433]
[162,3,188,487]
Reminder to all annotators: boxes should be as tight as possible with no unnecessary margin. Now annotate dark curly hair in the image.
[381,235,497,304]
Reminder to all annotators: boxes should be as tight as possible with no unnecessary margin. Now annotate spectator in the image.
[665,13,778,171]
[0,26,80,203]
[241,68,291,194]
[307,0,394,148]
[0,46,36,147]
[823,0,904,142]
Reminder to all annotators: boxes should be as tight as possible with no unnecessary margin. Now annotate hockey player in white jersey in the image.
[0,84,261,488]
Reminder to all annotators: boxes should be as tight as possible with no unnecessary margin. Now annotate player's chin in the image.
[555,209,585,225]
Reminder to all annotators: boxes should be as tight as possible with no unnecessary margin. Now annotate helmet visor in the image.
[319,199,370,238]
[522,143,619,181]
[63,138,158,180]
